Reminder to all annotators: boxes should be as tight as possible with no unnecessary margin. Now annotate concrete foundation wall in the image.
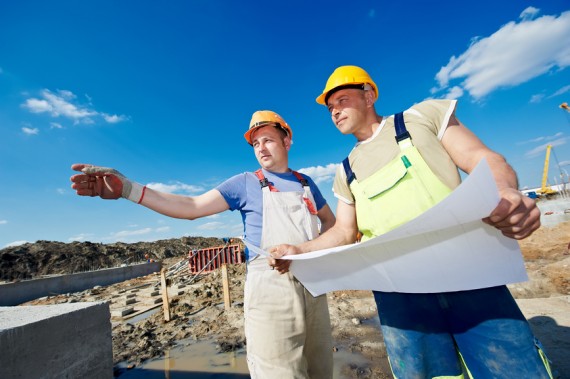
[0,302,113,379]
[0,262,161,306]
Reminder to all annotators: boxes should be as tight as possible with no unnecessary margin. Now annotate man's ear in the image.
[284,136,292,151]
[365,90,375,107]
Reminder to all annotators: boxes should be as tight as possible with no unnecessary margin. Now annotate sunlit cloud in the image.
[529,94,545,103]
[68,233,94,242]
[4,240,29,248]
[433,9,570,99]
[517,132,564,145]
[22,126,39,135]
[524,137,568,157]
[550,85,570,98]
[520,6,540,21]
[299,163,339,184]
[443,86,464,100]
[102,113,129,123]
[197,221,226,231]
[147,181,204,195]
[21,89,128,125]
[112,228,153,238]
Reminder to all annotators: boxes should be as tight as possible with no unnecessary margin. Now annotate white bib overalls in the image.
[244,170,333,379]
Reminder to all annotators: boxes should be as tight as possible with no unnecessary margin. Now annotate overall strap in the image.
[291,170,309,187]
[254,169,278,192]
[394,112,412,143]
[342,157,356,185]
[292,171,318,214]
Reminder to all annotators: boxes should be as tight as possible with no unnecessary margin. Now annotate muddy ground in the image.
[16,220,570,378]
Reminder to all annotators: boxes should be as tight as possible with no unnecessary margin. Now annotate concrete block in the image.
[125,298,136,305]
[111,307,135,318]
[0,302,112,379]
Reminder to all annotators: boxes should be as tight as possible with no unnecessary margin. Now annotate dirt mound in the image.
[0,236,223,281]
[513,221,570,298]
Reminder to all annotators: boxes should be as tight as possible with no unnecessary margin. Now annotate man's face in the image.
[251,125,290,172]
[326,88,369,135]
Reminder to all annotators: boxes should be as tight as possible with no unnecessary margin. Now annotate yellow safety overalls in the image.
[343,112,553,379]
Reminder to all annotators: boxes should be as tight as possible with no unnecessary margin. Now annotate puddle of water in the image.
[116,337,379,379]
[116,339,249,378]
[125,307,160,324]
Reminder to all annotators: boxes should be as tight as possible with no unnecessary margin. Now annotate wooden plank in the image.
[160,268,171,322]
[221,263,231,310]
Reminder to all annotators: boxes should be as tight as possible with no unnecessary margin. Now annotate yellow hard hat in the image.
[244,110,293,145]
[316,65,378,105]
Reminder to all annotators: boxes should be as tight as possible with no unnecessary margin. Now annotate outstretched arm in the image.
[441,117,540,239]
[70,163,229,219]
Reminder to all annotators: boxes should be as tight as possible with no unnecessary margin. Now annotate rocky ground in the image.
[4,220,570,378]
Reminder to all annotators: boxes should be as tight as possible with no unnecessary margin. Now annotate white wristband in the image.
[125,181,145,203]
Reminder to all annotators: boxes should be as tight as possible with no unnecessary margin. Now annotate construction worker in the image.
[270,66,554,378]
[70,110,335,378]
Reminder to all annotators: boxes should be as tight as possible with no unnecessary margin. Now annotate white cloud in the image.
[68,233,94,242]
[443,86,464,100]
[0,220,7,225]
[56,188,66,195]
[529,94,545,103]
[198,221,226,231]
[517,132,563,145]
[550,84,570,98]
[4,240,29,248]
[520,6,540,21]
[22,126,39,135]
[434,10,570,99]
[147,181,204,195]
[112,228,153,238]
[50,122,63,129]
[102,113,128,123]
[21,89,128,125]
[524,137,568,157]
[298,163,339,184]
[559,160,570,167]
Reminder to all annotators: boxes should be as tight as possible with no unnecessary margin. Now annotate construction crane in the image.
[537,144,557,196]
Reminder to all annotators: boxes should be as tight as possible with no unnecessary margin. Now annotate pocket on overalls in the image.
[356,154,440,237]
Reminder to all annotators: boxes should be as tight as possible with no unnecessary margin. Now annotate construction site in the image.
[0,213,569,379]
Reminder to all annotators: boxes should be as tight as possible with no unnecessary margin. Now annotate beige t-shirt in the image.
[333,99,462,204]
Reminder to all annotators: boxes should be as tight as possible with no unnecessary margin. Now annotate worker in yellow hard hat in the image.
[70,110,336,378]
[271,65,553,378]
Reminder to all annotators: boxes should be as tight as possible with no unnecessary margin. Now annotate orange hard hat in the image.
[244,110,293,145]
[316,65,379,105]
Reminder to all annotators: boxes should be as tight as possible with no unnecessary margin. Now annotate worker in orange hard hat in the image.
[70,110,336,379]
[271,65,553,378]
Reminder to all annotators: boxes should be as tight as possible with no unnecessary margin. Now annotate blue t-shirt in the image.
[216,169,327,260]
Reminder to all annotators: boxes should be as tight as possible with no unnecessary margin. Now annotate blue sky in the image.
[1,1,569,248]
